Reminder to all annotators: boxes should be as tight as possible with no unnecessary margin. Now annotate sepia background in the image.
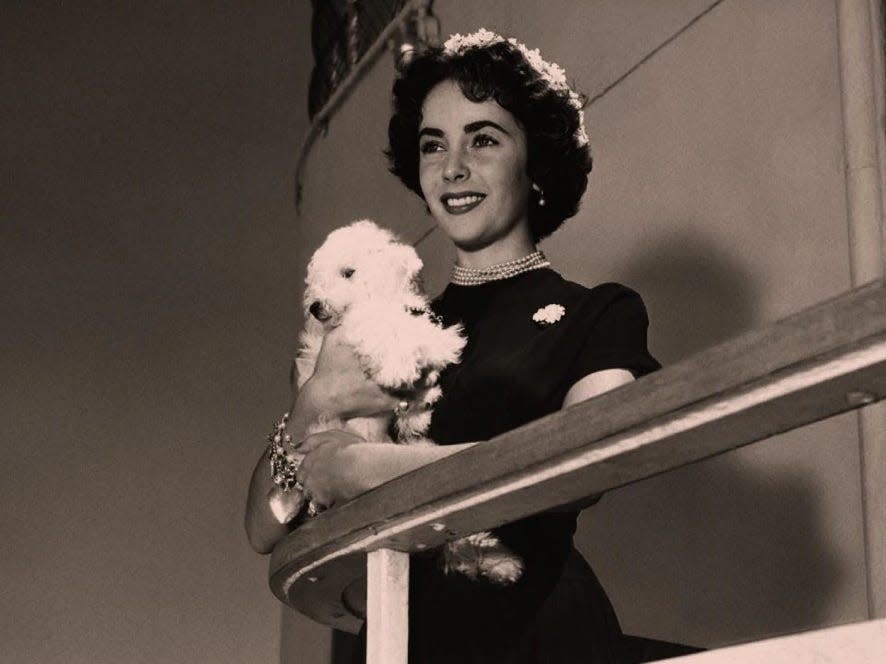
[2,1,882,663]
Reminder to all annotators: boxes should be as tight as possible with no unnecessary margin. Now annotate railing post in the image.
[835,0,886,619]
[366,548,410,664]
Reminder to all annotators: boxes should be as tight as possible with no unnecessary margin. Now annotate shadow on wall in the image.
[585,445,846,646]
[580,225,847,645]
[617,226,763,363]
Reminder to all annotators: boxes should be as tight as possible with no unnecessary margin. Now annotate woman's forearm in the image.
[346,442,601,514]
[246,438,475,552]
[345,441,477,495]
[244,379,326,554]
[246,372,478,552]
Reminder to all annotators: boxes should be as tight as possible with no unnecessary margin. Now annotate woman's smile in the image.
[440,191,487,214]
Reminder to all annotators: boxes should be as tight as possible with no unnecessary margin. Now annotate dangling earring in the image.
[532,183,546,207]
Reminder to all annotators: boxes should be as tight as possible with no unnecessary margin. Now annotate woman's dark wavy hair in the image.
[387,41,593,242]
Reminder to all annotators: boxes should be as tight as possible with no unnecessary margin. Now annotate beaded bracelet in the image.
[267,412,303,491]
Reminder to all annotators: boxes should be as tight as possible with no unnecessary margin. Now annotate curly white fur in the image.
[297,219,463,440]
[296,219,524,585]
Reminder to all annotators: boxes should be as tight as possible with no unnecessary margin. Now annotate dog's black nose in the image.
[309,301,333,321]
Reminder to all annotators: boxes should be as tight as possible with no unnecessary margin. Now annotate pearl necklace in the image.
[451,250,551,286]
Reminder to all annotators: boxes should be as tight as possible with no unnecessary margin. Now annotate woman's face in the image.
[418,80,532,253]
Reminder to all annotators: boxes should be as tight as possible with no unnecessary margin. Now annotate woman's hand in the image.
[299,327,400,420]
[296,433,479,512]
[296,429,368,509]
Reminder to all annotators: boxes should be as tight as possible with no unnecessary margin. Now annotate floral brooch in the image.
[532,304,566,326]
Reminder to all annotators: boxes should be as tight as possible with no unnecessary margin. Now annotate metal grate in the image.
[308,0,408,120]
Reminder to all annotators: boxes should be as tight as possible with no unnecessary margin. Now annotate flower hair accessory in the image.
[442,28,589,147]
[532,304,566,326]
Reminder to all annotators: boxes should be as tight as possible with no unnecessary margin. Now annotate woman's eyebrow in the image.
[464,120,510,135]
[419,121,511,139]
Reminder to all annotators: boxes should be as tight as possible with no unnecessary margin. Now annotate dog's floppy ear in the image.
[410,271,425,295]
[390,242,424,283]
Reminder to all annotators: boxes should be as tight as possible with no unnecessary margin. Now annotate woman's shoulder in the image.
[535,275,653,344]
[548,274,660,377]
[542,272,646,309]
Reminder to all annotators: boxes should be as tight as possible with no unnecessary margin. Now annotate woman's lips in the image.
[441,192,486,215]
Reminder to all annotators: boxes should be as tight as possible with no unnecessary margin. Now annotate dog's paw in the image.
[479,552,524,585]
[442,532,524,585]
[420,385,442,407]
[395,410,433,439]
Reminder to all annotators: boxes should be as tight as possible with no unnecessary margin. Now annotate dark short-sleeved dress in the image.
[407,269,660,664]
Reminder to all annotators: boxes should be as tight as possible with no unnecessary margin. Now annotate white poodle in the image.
[291,219,524,585]
[297,219,464,440]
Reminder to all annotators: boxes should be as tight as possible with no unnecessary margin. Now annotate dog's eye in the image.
[340,267,355,279]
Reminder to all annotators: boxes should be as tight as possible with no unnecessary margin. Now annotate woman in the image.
[247,30,661,662]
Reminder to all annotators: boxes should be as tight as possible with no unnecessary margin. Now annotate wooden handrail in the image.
[269,280,886,633]
[672,619,884,662]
